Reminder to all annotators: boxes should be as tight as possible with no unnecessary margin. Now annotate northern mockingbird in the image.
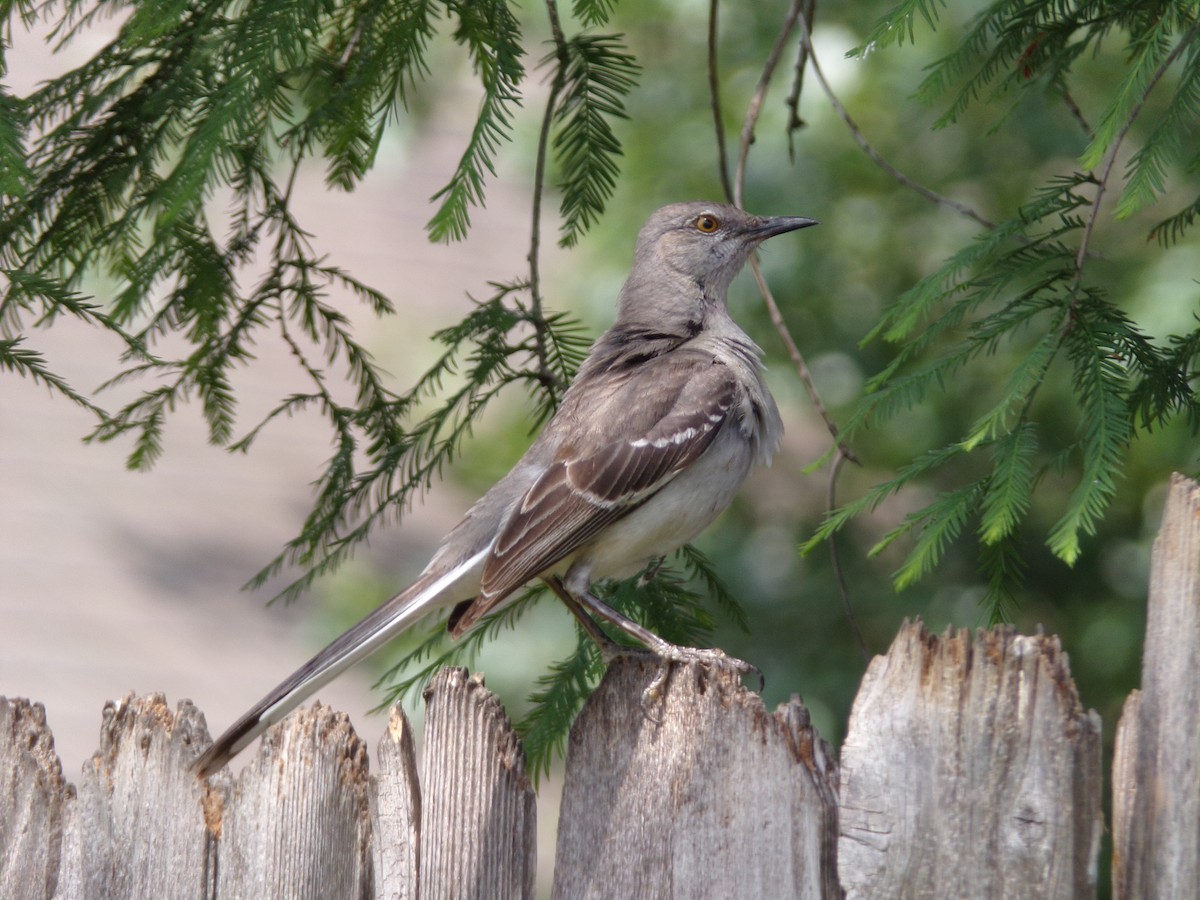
[194,201,816,777]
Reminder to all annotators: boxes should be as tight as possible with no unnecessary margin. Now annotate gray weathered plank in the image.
[0,698,68,900]
[215,702,373,900]
[551,656,840,899]
[370,705,421,900]
[1112,472,1200,898]
[838,622,1102,899]
[56,693,212,899]
[418,667,536,900]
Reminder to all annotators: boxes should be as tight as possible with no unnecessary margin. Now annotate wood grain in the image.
[551,656,839,899]
[838,622,1102,899]
[1113,473,1200,898]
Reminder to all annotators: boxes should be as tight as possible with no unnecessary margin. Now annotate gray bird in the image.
[193,201,817,777]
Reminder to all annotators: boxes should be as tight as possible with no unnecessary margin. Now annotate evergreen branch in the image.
[1149,194,1200,246]
[676,543,748,633]
[1081,15,1191,171]
[0,85,28,200]
[914,2,1089,128]
[866,175,1089,348]
[848,283,1061,443]
[851,0,946,54]
[227,393,326,454]
[1075,20,1197,287]
[520,306,591,427]
[0,336,107,416]
[426,0,526,242]
[880,481,983,589]
[527,0,569,397]
[979,422,1039,545]
[1114,34,1200,218]
[801,442,967,553]
[571,0,618,28]
[0,268,117,335]
[978,533,1026,625]
[518,628,603,781]
[1045,294,1134,565]
[298,0,436,190]
[552,32,639,248]
[959,325,1062,451]
[1128,321,1200,430]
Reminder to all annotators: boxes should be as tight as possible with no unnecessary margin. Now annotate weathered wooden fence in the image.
[3,472,1198,899]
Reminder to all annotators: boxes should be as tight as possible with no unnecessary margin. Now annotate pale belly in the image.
[563,427,755,589]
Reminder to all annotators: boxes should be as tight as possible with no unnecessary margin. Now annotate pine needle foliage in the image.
[817,1,1200,621]
[551,33,639,247]
[0,0,741,766]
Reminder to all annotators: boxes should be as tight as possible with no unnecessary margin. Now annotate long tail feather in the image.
[193,548,488,777]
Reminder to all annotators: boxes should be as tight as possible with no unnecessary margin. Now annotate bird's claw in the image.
[601,644,763,718]
[653,645,764,693]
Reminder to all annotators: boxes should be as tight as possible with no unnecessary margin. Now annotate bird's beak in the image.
[746,215,819,240]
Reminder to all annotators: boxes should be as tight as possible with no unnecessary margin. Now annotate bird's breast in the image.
[567,424,756,584]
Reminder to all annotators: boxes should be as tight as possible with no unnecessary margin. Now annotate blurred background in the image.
[2,0,1198,893]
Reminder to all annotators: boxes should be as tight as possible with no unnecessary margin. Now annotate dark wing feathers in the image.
[571,393,731,504]
[448,357,737,635]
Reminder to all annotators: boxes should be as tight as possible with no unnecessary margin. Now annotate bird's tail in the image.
[192,547,489,778]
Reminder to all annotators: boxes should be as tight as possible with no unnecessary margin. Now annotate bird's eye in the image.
[694,214,720,234]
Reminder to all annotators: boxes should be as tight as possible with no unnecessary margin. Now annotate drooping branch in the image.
[526,0,570,395]
[1072,24,1198,291]
[794,11,994,230]
[707,0,734,202]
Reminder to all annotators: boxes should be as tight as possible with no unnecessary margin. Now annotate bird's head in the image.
[633,201,818,297]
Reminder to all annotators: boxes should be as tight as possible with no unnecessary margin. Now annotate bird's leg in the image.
[542,576,667,720]
[542,576,624,662]
[551,581,763,705]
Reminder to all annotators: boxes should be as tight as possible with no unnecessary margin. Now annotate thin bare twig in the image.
[1072,25,1197,290]
[1059,87,1091,138]
[733,0,805,208]
[337,16,367,69]
[707,0,734,202]
[795,12,994,230]
[526,0,569,394]
[784,0,816,158]
[725,0,858,462]
[720,0,866,648]
[747,255,857,466]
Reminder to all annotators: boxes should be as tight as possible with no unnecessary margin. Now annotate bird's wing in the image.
[449,357,737,635]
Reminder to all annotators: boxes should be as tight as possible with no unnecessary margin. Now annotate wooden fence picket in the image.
[838,624,1102,899]
[551,656,839,899]
[1112,473,1200,899]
